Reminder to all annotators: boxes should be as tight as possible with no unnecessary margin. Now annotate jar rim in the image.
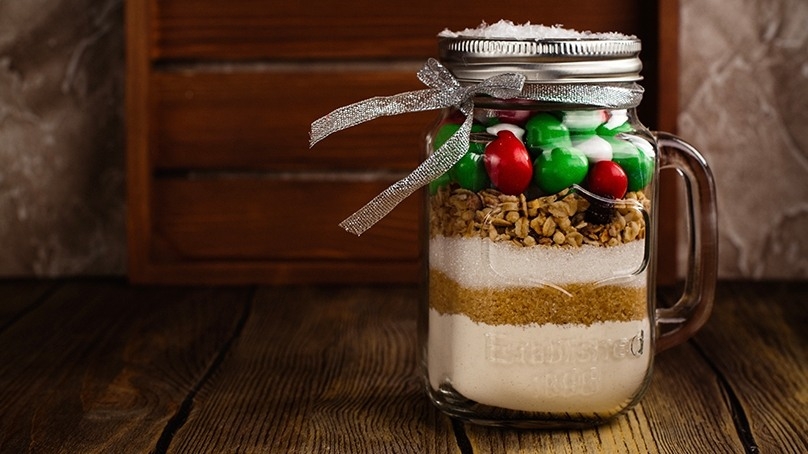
[438,37,643,83]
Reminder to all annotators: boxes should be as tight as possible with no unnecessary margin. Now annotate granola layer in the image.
[429,185,650,248]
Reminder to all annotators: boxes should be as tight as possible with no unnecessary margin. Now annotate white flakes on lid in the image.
[438,20,635,40]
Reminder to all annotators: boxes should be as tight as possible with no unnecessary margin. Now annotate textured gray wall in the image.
[0,0,125,276]
[679,0,808,279]
[0,1,805,279]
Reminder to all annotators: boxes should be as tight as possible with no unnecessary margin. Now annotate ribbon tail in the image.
[339,114,473,235]
[309,87,456,148]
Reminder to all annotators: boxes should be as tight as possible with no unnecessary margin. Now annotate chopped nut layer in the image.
[429,185,651,248]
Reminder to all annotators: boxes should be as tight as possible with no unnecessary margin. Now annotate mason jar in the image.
[422,34,718,427]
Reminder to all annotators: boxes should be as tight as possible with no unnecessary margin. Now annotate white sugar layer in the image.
[429,236,647,288]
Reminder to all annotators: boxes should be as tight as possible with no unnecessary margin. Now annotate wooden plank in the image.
[0,281,803,451]
[166,286,460,453]
[151,0,642,60]
[691,282,808,453]
[0,281,252,453]
[128,257,422,286]
[462,406,660,453]
[127,0,156,284]
[640,345,746,452]
[138,177,424,283]
[151,178,422,262]
[151,69,432,171]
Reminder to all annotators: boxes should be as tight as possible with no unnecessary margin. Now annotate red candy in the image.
[484,130,533,195]
[587,160,628,199]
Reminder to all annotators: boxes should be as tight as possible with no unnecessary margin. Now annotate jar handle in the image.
[654,132,719,352]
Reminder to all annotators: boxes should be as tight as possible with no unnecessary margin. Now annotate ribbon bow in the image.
[309,58,644,236]
[310,58,525,236]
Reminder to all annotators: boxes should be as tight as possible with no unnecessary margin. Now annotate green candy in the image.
[450,151,490,192]
[609,137,655,191]
[431,122,489,192]
[597,121,632,137]
[533,146,589,194]
[525,113,572,154]
[434,123,459,150]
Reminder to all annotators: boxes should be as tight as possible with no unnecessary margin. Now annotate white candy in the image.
[563,110,606,131]
[486,123,525,141]
[573,135,613,163]
[635,137,655,158]
[602,109,629,131]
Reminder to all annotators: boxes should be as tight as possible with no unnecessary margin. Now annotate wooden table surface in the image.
[0,279,805,453]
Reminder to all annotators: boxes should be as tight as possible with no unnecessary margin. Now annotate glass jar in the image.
[421,35,717,427]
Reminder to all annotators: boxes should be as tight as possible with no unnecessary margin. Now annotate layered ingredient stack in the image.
[427,106,655,416]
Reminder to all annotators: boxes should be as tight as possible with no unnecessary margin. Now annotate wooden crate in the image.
[126,0,678,284]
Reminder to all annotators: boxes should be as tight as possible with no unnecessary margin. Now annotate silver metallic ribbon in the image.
[309,58,644,236]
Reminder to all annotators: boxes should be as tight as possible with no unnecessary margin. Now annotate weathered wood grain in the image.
[152,179,422,262]
[147,178,423,284]
[151,69,432,171]
[462,405,660,453]
[150,0,643,60]
[166,286,459,453]
[1,281,804,453]
[640,345,746,453]
[122,257,423,286]
[0,281,252,453]
[691,282,808,454]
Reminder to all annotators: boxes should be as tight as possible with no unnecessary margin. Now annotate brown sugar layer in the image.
[429,270,647,326]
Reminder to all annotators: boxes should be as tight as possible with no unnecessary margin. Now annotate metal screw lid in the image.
[438,37,643,83]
